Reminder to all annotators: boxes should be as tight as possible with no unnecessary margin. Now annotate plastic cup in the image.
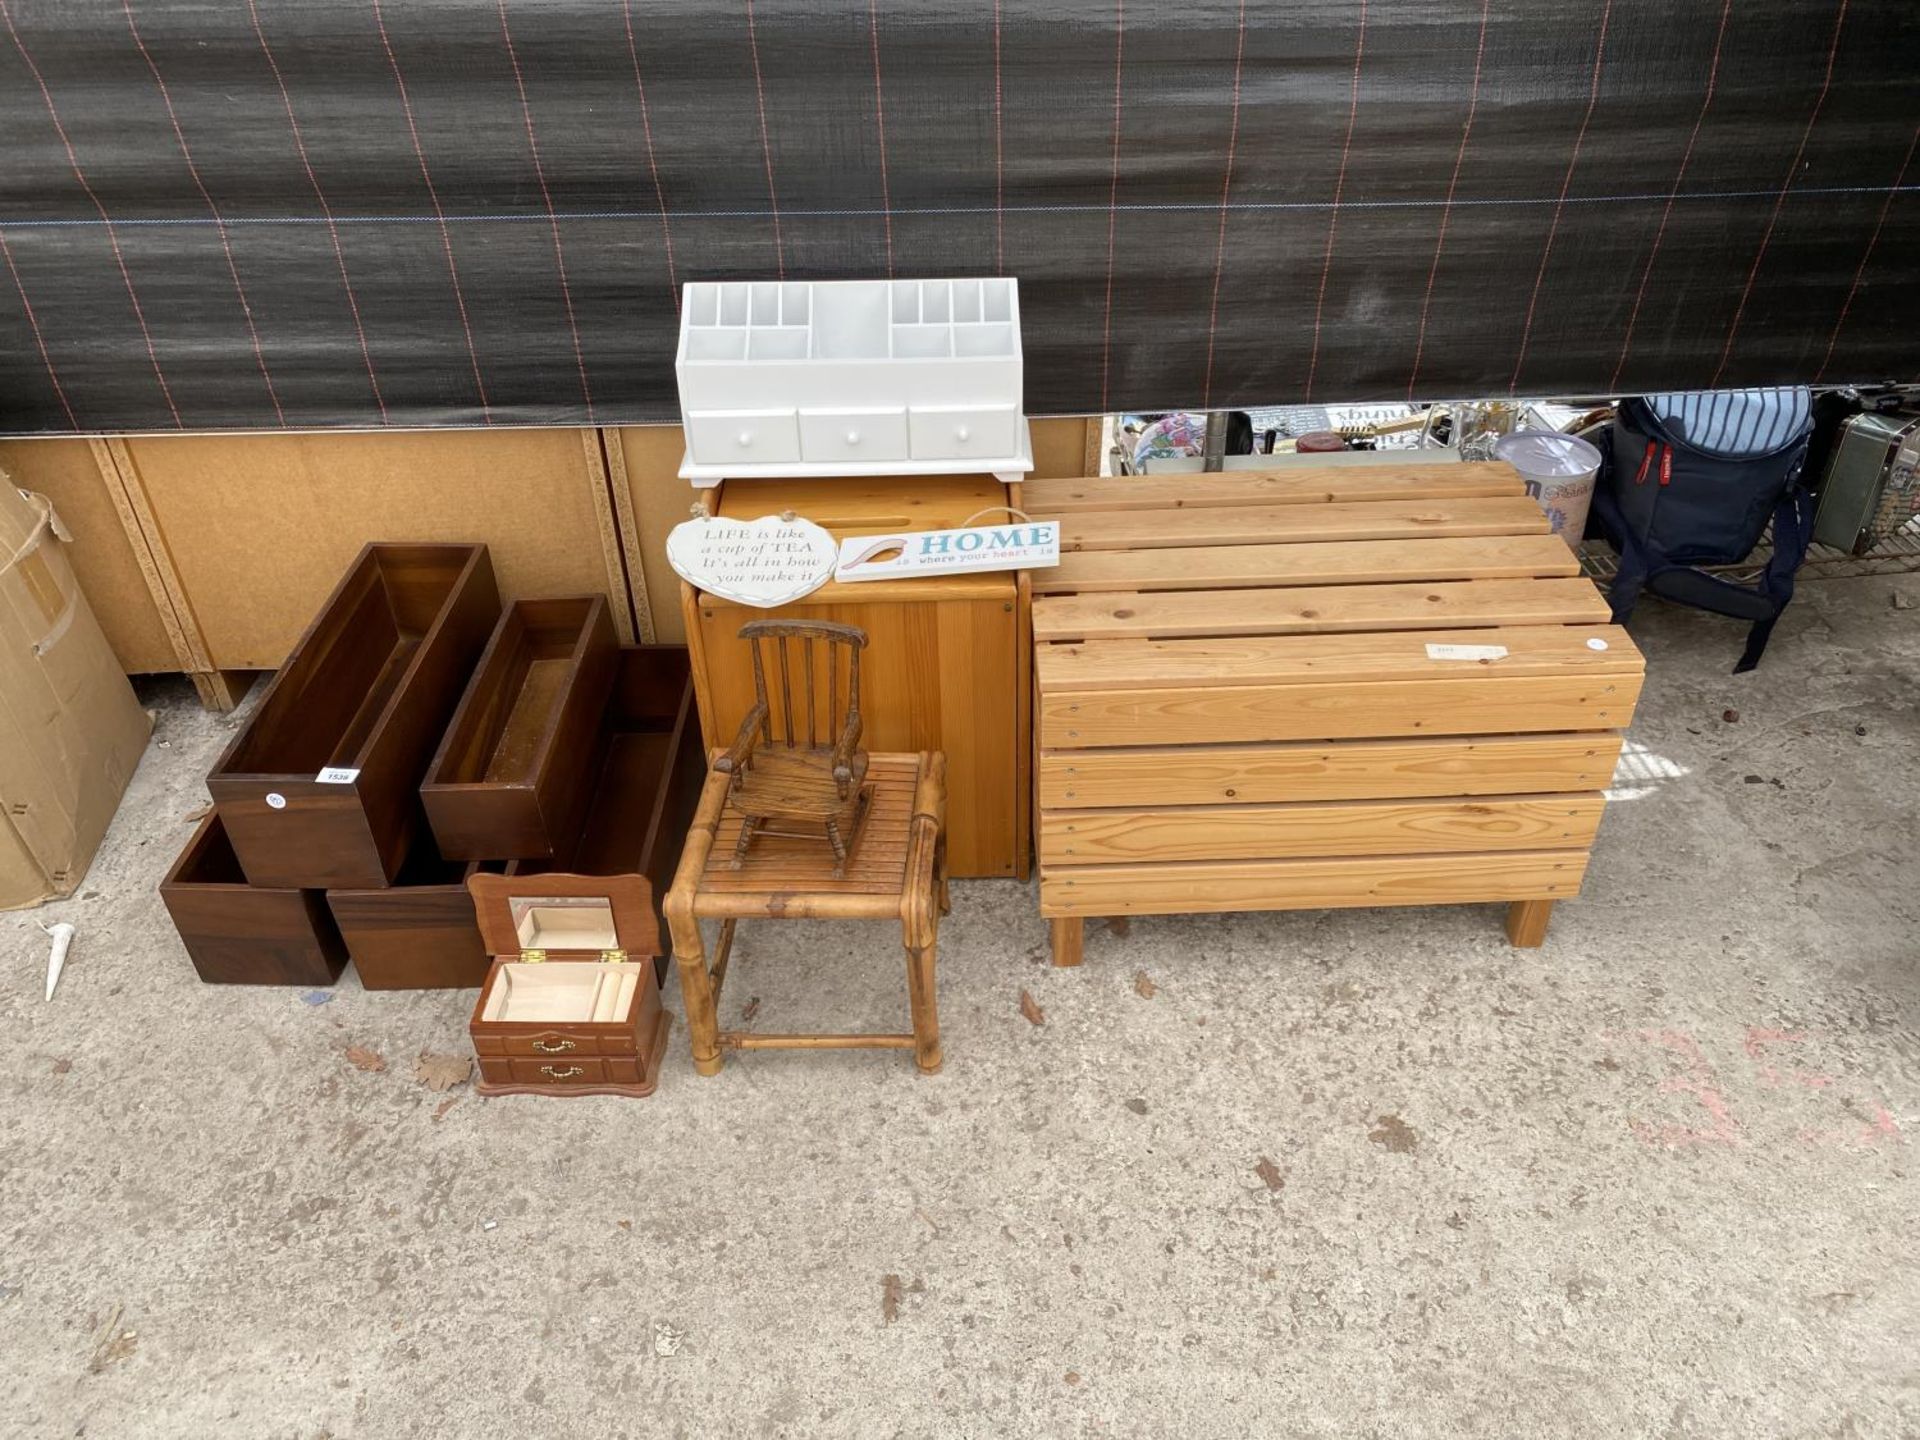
[1495,429,1603,545]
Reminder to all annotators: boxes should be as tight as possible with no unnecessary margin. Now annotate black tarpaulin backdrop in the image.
[0,0,1914,434]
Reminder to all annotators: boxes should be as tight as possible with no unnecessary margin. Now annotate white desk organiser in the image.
[675,278,1032,488]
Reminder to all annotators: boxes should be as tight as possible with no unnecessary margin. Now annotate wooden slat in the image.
[1057,495,1549,552]
[1038,734,1624,807]
[1033,577,1611,642]
[1039,849,1590,917]
[1023,462,1525,514]
[1033,533,1580,594]
[1040,793,1605,865]
[1037,625,1641,693]
[1040,673,1642,748]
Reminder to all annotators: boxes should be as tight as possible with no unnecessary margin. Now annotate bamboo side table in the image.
[665,751,949,1075]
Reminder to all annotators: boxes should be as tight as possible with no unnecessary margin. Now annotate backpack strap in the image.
[1592,452,1814,673]
[1733,480,1816,673]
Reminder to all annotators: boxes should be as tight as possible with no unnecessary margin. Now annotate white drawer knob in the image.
[735,430,754,448]
[954,424,971,443]
[845,429,862,446]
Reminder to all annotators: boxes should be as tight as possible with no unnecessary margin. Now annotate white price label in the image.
[1586,637,1610,651]
[265,792,287,810]
[1425,643,1509,662]
[315,766,361,785]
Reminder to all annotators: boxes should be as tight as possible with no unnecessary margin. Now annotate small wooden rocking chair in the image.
[713,619,871,876]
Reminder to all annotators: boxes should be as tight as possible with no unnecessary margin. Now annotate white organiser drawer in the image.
[686,409,801,467]
[909,404,1019,462]
[800,407,910,465]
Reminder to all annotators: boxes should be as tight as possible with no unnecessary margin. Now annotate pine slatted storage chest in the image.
[1023,463,1643,965]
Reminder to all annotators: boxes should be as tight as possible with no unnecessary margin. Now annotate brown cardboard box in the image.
[0,480,152,910]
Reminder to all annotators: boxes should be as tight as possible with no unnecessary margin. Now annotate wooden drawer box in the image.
[1025,464,1644,960]
[468,872,670,1098]
[325,833,503,991]
[519,645,706,964]
[161,813,348,985]
[422,596,617,861]
[208,543,499,890]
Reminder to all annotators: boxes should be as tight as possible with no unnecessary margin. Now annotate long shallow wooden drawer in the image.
[1040,793,1606,866]
[1041,672,1640,748]
[1038,734,1624,807]
[1039,849,1591,917]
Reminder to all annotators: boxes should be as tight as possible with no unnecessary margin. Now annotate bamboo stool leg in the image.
[670,925,723,1076]
[1505,899,1555,948]
[904,934,942,1074]
[1050,916,1084,968]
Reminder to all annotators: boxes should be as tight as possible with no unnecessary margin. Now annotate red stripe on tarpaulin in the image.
[1098,0,1124,415]
[1612,0,1733,395]
[244,0,387,425]
[1200,0,1248,411]
[497,0,595,422]
[621,0,679,310]
[1305,0,1368,405]
[1509,0,1614,395]
[0,1,1914,435]
[373,0,493,424]
[1407,0,1491,404]
[0,228,78,430]
[123,0,285,426]
[1816,120,1917,385]
[992,0,1005,273]
[867,0,895,278]
[1712,0,1848,390]
[2,0,182,428]
[744,0,786,282]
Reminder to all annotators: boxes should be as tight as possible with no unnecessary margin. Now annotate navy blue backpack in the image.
[1592,388,1815,672]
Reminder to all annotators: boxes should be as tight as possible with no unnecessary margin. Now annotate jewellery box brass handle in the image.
[539,1065,585,1080]
[531,1038,576,1054]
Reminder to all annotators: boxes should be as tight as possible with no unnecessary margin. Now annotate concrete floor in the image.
[3,575,1917,1439]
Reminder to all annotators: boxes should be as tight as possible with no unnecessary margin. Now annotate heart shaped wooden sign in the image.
[665,513,838,609]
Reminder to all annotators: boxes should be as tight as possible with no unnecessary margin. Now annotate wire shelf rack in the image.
[1579,518,1920,588]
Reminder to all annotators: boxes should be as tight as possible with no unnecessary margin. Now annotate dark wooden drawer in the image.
[510,646,705,971]
[207,543,499,890]
[326,833,502,991]
[421,597,618,862]
[161,814,348,986]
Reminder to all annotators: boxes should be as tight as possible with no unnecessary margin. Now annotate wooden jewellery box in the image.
[208,543,499,890]
[467,872,671,1098]
[161,812,349,986]
[420,596,618,862]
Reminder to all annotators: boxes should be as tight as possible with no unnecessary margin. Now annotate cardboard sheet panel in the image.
[115,430,625,670]
[0,439,174,672]
[1,3,1914,434]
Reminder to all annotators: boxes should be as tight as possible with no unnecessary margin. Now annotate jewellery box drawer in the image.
[473,1026,638,1058]
[478,1056,650,1088]
[800,407,909,464]
[686,409,801,467]
[909,404,1018,461]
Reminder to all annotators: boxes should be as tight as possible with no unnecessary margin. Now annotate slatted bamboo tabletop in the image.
[1023,461,1644,965]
